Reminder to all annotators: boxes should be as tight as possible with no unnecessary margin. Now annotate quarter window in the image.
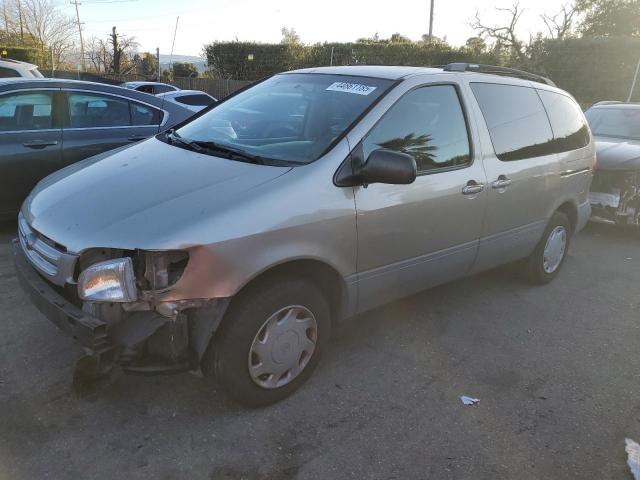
[470,83,554,161]
[362,85,471,173]
[538,90,590,151]
[0,92,53,131]
[131,102,162,125]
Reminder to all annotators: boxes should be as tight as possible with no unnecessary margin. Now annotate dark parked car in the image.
[0,78,193,219]
[585,102,640,225]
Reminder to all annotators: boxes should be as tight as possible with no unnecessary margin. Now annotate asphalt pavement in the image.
[1,221,639,480]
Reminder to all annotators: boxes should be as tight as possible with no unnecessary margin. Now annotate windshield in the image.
[585,107,640,140]
[173,73,393,164]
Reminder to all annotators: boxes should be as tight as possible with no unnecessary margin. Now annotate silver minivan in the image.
[13,64,594,406]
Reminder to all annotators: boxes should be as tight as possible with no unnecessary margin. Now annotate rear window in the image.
[470,82,554,161]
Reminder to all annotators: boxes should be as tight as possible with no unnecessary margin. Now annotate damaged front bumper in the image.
[13,239,112,353]
[590,170,640,226]
[13,238,229,375]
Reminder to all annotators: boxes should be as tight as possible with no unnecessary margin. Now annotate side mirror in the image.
[359,149,417,185]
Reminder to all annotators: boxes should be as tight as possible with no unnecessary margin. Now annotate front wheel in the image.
[202,277,330,407]
[525,211,572,285]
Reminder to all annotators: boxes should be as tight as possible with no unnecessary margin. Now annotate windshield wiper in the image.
[165,130,265,164]
[190,140,266,165]
[165,129,206,153]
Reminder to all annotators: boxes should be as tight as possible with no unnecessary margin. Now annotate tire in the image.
[202,276,330,407]
[525,211,572,285]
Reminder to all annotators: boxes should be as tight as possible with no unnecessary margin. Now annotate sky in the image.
[58,0,576,58]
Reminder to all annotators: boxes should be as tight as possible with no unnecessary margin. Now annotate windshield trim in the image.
[158,73,401,166]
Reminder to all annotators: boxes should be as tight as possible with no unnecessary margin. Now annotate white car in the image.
[121,81,180,95]
[0,59,43,79]
[157,89,217,112]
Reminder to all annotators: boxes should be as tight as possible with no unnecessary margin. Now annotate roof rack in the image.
[440,63,556,87]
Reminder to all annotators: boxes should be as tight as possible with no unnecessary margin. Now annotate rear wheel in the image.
[525,211,571,284]
[202,277,330,407]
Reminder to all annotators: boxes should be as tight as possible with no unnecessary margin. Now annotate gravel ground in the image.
[1,221,639,480]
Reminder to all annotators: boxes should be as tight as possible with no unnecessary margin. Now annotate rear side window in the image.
[471,83,554,161]
[68,93,130,128]
[68,92,161,128]
[176,94,213,106]
[0,67,19,78]
[362,85,471,173]
[136,85,154,94]
[538,90,590,151]
[0,92,53,131]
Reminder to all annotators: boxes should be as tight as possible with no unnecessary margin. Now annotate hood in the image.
[23,137,292,252]
[594,136,640,171]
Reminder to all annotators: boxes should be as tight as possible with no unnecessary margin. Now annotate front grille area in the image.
[591,170,637,193]
[18,213,78,286]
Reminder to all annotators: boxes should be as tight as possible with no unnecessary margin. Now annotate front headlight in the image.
[78,258,138,302]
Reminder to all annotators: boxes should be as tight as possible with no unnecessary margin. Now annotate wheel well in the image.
[235,260,347,322]
[557,202,578,232]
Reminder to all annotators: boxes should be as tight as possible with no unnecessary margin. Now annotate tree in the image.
[465,36,487,55]
[576,0,640,36]
[390,32,411,43]
[541,4,577,39]
[280,27,300,45]
[107,26,137,74]
[86,27,137,74]
[172,61,197,78]
[471,2,526,61]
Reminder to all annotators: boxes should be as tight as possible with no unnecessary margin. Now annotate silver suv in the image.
[13,64,594,406]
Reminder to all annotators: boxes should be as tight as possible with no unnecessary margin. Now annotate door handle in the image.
[127,136,147,142]
[23,140,58,149]
[491,176,512,189]
[462,181,484,195]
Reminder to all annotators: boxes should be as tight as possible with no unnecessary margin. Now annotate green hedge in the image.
[204,36,640,106]
[0,46,48,67]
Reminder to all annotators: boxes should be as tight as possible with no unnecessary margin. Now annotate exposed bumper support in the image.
[12,239,111,354]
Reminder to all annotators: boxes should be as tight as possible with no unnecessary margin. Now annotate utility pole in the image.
[428,0,434,43]
[156,47,160,80]
[71,0,86,71]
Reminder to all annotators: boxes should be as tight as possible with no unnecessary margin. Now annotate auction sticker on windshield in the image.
[326,82,377,95]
